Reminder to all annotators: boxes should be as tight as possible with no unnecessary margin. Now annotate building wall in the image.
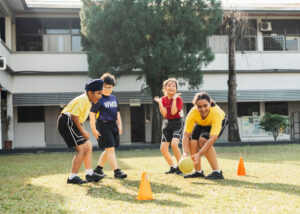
[13,108,46,148]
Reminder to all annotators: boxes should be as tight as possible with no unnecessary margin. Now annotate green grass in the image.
[0,144,300,214]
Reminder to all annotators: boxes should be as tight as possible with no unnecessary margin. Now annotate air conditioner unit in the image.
[0,57,6,70]
[260,22,272,32]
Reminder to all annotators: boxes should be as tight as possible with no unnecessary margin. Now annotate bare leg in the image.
[106,147,118,170]
[160,142,174,166]
[170,138,181,163]
[190,139,201,171]
[98,150,107,167]
[71,144,87,173]
[83,141,93,169]
[200,137,219,170]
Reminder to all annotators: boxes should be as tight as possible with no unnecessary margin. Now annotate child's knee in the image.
[171,141,179,149]
[160,144,168,153]
[105,147,115,154]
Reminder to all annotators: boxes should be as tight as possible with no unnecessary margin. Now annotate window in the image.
[265,102,288,116]
[71,19,82,51]
[16,18,43,51]
[43,18,69,35]
[286,36,299,51]
[18,106,45,122]
[0,18,5,42]
[16,18,82,52]
[263,20,300,51]
[238,102,260,117]
[236,36,257,51]
[263,36,285,51]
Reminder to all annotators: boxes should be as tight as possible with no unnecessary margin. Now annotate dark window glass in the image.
[18,106,45,122]
[285,20,298,35]
[263,36,284,51]
[265,102,288,116]
[71,19,81,34]
[236,36,257,51]
[17,35,42,51]
[43,18,70,34]
[16,18,42,34]
[16,18,43,51]
[238,102,260,117]
[270,20,285,34]
[0,18,5,42]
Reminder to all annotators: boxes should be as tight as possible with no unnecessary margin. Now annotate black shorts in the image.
[191,117,228,140]
[96,121,120,149]
[57,114,86,148]
[161,118,184,143]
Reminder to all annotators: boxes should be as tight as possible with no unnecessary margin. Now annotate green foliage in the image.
[259,112,289,141]
[80,0,223,95]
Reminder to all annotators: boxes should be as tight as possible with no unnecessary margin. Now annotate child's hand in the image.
[82,131,90,140]
[92,130,101,139]
[191,152,200,163]
[174,93,182,99]
[118,127,122,135]
[153,96,161,103]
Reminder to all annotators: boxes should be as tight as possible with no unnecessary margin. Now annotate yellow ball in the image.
[178,158,194,174]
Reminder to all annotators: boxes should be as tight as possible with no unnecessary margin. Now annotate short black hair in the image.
[101,73,116,86]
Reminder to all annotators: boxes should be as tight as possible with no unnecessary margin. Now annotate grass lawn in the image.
[0,144,300,214]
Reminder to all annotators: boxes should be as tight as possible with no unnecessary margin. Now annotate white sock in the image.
[171,164,177,168]
[86,169,93,176]
[213,169,221,173]
[69,173,77,180]
[196,170,203,173]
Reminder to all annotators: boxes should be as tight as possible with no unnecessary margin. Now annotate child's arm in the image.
[117,112,122,135]
[71,115,90,140]
[154,97,167,117]
[171,93,182,115]
[89,112,101,139]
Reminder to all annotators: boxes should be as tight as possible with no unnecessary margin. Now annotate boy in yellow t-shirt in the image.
[58,79,104,184]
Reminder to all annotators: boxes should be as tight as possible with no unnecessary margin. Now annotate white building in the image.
[0,0,299,149]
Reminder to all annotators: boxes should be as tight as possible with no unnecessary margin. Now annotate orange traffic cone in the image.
[136,172,154,200]
[237,157,246,176]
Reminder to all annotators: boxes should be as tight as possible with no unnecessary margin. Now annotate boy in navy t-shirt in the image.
[89,73,127,179]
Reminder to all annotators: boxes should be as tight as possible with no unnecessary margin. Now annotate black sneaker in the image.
[184,171,205,179]
[94,167,107,177]
[114,169,127,179]
[165,167,177,174]
[176,166,182,175]
[86,172,105,182]
[205,171,224,180]
[67,176,88,184]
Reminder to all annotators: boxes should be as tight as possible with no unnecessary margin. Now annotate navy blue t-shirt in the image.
[91,94,120,122]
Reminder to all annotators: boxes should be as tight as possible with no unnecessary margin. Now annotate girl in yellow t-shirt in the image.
[182,92,228,179]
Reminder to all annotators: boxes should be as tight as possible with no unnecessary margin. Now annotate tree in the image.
[221,11,255,142]
[80,0,223,144]
[259,113,289,141]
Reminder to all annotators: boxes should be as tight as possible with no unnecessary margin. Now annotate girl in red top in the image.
[154,78,184,174]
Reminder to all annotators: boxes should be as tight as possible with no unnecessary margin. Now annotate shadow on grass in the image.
[87,185,188,207]
[192,179,300,196]
[0,182,67,213]
[119,179,202,199]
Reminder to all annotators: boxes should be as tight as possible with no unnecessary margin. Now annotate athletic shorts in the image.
[57,114,86,148]
[161,118,184,143]
[191,117,228,140]
[96,121,120,149]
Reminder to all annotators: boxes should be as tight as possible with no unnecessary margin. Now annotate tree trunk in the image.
[151,101,162,144]
[227,17,241,142]
[148,77,163,144]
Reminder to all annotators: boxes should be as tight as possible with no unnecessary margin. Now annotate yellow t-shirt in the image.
[61,93,92,123]
[184,105,225,136]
